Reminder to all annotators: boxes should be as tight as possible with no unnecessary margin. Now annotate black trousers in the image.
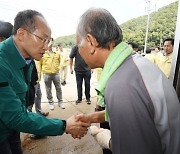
[75,70,91,101]
[0,131,22,154]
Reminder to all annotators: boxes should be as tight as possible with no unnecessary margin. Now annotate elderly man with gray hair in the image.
[76,8,180,154]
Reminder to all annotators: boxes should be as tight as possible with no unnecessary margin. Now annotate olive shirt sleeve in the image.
[0,66,64,136]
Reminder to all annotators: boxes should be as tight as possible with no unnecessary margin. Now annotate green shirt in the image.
[0,37,64,142]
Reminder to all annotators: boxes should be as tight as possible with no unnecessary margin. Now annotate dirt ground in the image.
[21,71,103,154]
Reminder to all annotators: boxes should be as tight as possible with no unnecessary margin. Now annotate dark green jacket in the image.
[0,37,64,142]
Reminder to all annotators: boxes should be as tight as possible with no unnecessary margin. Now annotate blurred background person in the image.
[69,45,91,105]
[41,38,65,110]
[154,47,163,64]
[156,38,174,78]
[144,48,155,63]
[128,42,139,53]
[0,20,13,42]
[27,60,49,116]
[58,43,69,86]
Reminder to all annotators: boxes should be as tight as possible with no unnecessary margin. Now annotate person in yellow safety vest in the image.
[156,38,174,78]
[144,48,156,64]
[40,39,65,110]
[154,47,163,64]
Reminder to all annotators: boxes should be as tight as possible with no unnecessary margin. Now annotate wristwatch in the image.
[62,120,66,133]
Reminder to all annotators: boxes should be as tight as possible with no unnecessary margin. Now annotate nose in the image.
[43,43,49,51]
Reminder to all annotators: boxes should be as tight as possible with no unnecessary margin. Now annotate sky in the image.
[0,0,178,38]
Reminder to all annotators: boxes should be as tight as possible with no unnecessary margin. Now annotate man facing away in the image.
[0,10,90,154]
[75,8,180,154]
[144,48,156,63]
[128,42,139,53]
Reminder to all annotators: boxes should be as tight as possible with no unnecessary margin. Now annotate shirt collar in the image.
[13,39,32,64]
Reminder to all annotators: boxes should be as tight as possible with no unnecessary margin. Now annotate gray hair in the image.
[77,8,123,49]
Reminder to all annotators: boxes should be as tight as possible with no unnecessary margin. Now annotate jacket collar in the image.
[3,37,26,69]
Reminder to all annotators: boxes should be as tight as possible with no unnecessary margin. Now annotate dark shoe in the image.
[30,134,46,139]
[75,99,82,104]
[86,99,91,105]
[40,112,49,117]
[61,81,66,86]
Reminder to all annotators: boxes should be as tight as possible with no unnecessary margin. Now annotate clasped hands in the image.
[65,113,91,139]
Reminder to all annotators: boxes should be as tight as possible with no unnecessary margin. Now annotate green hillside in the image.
[55,1,178,50]
[121,1,178,50]
[54,34,75,47]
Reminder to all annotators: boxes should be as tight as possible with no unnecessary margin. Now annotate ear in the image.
[86,34,99,48]
[16,28,26,41]
[86,34,98,55]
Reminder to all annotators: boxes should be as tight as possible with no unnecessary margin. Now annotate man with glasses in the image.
[0,10,90,154]
[25,28,53,47]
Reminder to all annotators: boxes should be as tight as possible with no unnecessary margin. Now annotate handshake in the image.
[65,113,111,150]
[64,113,90,139]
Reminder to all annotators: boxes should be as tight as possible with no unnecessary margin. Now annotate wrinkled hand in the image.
[75,113,91,123]
[89,126,111,149]
[65,114,90,139]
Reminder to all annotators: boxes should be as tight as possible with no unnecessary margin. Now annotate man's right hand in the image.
[70,68,73,74]
[65,114,90,139]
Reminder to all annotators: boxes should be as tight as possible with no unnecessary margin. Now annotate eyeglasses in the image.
[25,29,52,47]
